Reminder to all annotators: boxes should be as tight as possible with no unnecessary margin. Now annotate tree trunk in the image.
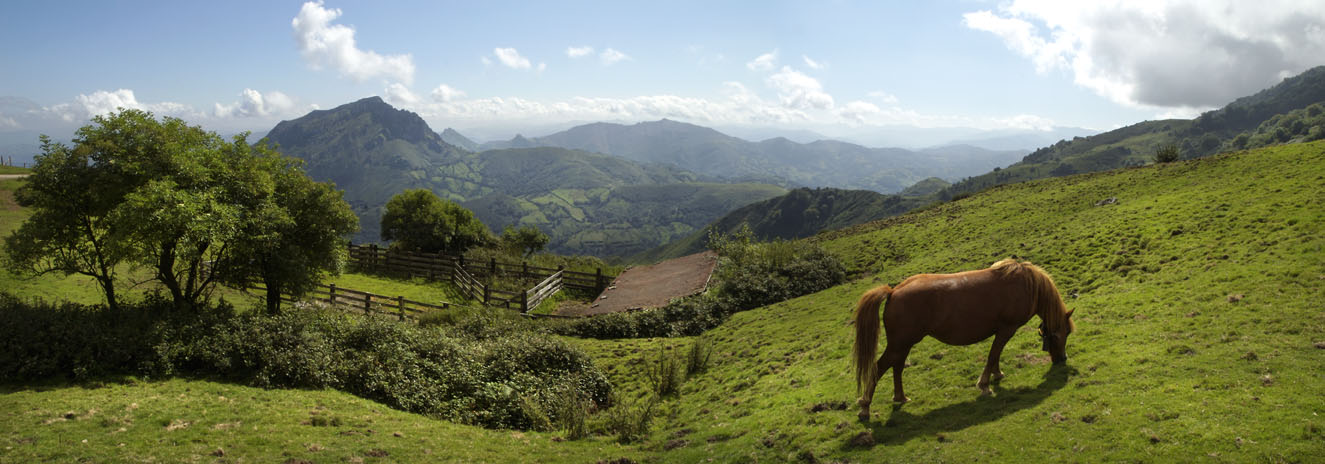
[265,279,282,314]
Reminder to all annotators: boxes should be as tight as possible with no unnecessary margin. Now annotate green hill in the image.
[8,141,1321,462]
[938,66,1325,199]
[265,98,785,256]
[633,187,918,263]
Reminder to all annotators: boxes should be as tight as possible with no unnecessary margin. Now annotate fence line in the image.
[244,281,457,321]
[345,243,618,313]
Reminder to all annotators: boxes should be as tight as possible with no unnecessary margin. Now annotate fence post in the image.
[397,295,405,321]
[363,292,371,314]
[521,290,529,313]
[596,268,604,292]
[483,285,490,305]
[329,283,337,305]
[522,261,529,280]
[489,257,497,277]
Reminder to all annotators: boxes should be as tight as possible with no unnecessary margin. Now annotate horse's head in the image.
[1039,309,1074,364]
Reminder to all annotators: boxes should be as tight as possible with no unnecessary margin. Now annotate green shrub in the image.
[599,394,658,444]
[646,346,684,398]
[0,293,611,431]
[686,337,712,378]
[1154,145,1181,163]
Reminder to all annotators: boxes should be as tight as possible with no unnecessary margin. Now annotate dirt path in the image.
[0,174,29,180]
[554,251,718,317]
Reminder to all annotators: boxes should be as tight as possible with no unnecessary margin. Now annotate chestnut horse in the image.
[852,259,1074,419]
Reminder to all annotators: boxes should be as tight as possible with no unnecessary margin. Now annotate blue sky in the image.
[3,1,1323,144]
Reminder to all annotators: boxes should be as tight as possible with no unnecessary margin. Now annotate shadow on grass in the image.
[848,364,1077,448]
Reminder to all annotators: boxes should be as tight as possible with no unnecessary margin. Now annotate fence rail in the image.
[345,243,617,312]
[245,281,457,321]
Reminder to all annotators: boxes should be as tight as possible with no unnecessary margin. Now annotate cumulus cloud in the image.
[566,46,594,58]
[384,83,422,107]
[867,91,899,105]
[291,1,415,84]
[41,89,196,123]
[431,84,466,102]
[963,0,1325,109]
[839,101,881,124]
[996,114,1057,131]
[746,50,778,71]
[766,66,834,110]
[493,47,532,69]
[802,55,825,70]
[600,48,629,65]
[213,89,297,118]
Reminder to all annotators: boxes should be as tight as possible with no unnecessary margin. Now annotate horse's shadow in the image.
[851,364,1076,447]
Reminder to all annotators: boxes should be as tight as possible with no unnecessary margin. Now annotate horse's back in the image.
[883,268,1033,345]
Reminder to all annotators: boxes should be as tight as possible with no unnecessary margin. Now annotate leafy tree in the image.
[5,136,129,309]
[1153,144,1180,164]
[218,143,359,314]
[380,189,491,254]
[4,109,356,311]
[500,225,550,258]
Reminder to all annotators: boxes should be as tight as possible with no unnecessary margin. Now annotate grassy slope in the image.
[4,142,1324,461]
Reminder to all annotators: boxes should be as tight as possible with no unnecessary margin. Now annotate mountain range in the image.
[463,119,1027,193]
[264,97,785,257]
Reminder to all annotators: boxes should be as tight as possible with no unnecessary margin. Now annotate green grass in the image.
[3,141,1324,461]
[0,166,31,175]
[0,378,642,463]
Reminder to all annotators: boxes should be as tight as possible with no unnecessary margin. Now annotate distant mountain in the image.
[899,177,950,197]
[633,187,920,263]
[936,65,1325,200]
[265,97,784,256]
[944,127,1099,151]
[439,128,479,151]
[471,119,1025,193]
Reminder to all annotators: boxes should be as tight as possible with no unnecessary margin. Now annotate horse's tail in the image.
[853,284,893,395]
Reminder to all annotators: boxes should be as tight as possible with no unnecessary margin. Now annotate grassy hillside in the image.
[633,187,918,263]
[939,65,1325,200]
[4,141,1322,461]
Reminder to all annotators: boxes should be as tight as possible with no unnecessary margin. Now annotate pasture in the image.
[3,141,1323,462]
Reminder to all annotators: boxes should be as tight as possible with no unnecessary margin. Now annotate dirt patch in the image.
[556,251,718,317]
[808,400,848,413]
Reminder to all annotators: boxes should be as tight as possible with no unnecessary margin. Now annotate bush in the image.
[0,293,611,431]
[646,346,684,397]
[686,337,712,378]
[1153,145,1181,163]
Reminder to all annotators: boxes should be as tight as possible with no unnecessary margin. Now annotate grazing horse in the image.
[852,259,1075,420]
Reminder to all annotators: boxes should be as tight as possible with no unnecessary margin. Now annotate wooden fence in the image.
[345,243,616,313]
[245,281,456,321]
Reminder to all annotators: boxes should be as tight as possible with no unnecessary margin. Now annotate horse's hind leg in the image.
[978,327,1016,395]
[884,344,913,404]
[858,355,894,420]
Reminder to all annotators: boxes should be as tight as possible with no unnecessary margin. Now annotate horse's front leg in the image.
[978,328,1016,395]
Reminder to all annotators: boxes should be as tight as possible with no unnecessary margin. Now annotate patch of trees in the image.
[380,189,492,255]
[3,110,358,313]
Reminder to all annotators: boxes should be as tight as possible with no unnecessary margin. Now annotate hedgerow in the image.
[0,293,610,431]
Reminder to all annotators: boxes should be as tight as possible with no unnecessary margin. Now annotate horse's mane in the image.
[989,259,1074,333]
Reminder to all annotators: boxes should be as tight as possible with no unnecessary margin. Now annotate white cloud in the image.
[42,89,196,123]
[600,48,630,65]
[746,50,778,71]
[213,89,298,118]
[996,114,1057,131]
[566,46,594,58]
[766,66,834,110]
[839,101,881,124]
[493,47,532,69]
[802,55,825,70]
[867,91,899,105]
[431,84,466,102]
[291,1,415,84]
[963,0,1325,109]
[384,83,421,107]
[0,115,17,129]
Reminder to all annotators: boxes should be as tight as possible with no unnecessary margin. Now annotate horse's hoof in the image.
[979,389,993,397]
[857,410,871,421]
[992,372,1005,382]
[893,396,910,404]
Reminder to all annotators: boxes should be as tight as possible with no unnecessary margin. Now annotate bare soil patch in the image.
[555,251,718,317]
